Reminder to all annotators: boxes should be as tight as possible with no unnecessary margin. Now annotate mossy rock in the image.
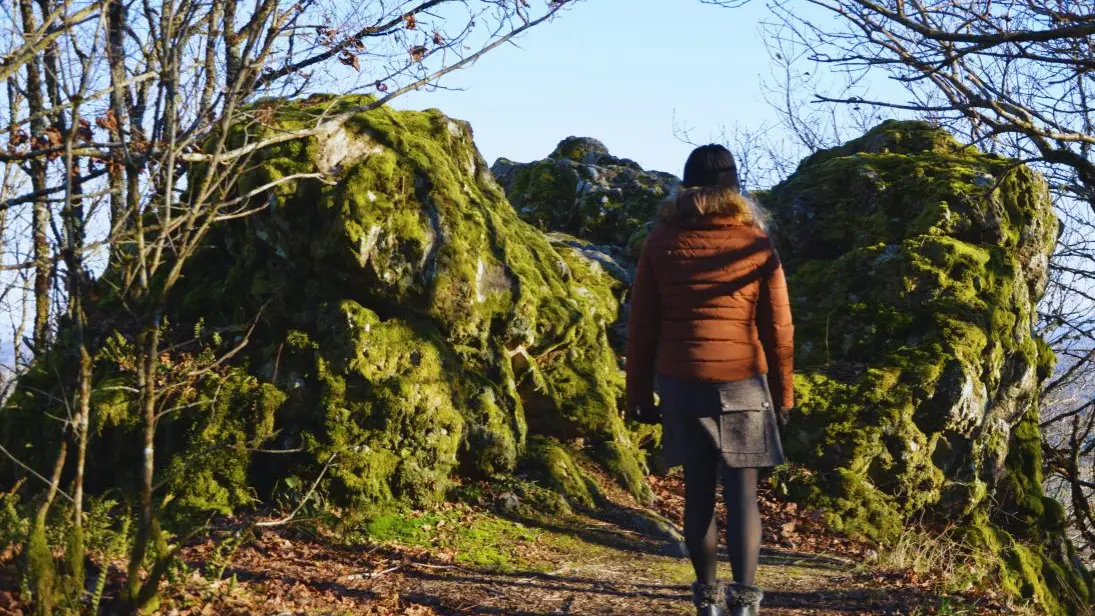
[1,342,284,524]
[520,436,601,512]
[492,138,679,252]
[0,95,652,522]
[759,119,1088,612]
[549,136,612,165]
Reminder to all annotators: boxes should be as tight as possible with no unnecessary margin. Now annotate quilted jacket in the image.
[625,189,795,412]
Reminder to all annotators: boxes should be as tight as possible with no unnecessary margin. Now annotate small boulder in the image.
[493,138,679,252]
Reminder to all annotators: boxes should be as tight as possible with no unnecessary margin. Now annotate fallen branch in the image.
[255,452,337,527]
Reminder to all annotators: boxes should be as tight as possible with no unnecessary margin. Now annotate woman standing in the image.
[626,145,794,616]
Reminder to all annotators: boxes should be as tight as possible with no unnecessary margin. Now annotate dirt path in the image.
[202,538,859,615]
[156,510,993,616]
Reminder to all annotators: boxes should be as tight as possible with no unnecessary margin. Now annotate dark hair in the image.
[682,144,739,190]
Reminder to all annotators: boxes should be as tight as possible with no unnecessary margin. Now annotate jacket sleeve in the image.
[756,239,795,409]
[625,240,660,411]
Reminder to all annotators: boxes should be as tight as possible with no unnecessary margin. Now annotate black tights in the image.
[683,460,760,587]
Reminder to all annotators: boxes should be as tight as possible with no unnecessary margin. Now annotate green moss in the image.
[351,506,542,572]
[463,390,519,477]
[4,95,655,531]
[595,439,653,505]
[26,517,55,615]
[996,406,1068,536]
[2,95,650,521]
[91,378,136,432]
[0,327,289,526]
[158,368,285,522]
[1036,337,1058,382]
[521,436,599,511]
[762,120,1087,611]
[794,119,965,172]
[952,493,1087,615]
[1005,540,1062,612]
[493,138,677,248]
[299,300,467,506]
[362,511,434,543]
[548,136,610,163]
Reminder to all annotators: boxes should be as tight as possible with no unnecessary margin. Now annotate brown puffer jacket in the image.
[625,189,794,412]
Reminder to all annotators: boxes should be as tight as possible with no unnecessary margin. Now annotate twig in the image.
[255,452,337,527]
[178,6,566,166]
[408,562,463,570]
[338,564,402,581]
[0,443,74,503]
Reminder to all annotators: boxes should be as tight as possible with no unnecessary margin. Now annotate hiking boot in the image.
[725,582,763,616]
[691,581,725,616]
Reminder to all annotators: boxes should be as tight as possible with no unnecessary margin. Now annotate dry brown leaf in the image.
[44,126,63,146]
[254,106,277,126]
[8,129,28,147]
[338,51,361,71]
[77,118,93,142]
[96,110,119,132]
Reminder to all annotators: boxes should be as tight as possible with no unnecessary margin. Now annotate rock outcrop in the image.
[757,120,1088,611]
[492,137,679,254]
[0,96,651,521]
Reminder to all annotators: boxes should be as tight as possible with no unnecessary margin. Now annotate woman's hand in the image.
[628,404,662,425]
[777,406,793,427]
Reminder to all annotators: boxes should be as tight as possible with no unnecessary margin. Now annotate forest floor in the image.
[0,469,1033,616]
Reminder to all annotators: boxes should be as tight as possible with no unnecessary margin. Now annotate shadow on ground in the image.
[495,498,690,559]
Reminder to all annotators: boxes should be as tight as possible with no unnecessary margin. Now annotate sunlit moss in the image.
[762,119,1085,613]
[492,137,678,250]
[0,95,649,533]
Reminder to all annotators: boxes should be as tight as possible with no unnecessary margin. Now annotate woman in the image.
[626,145,794,616]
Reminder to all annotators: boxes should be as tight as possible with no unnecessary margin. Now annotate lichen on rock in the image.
[760,119,1088,611]
[492,137,679,252]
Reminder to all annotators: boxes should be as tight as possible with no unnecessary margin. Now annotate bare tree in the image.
[0,0,574,609]
[1039,194,1095,558]
[757,0,1095,209]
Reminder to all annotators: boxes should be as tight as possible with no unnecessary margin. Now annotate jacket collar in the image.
[674,214,746,230]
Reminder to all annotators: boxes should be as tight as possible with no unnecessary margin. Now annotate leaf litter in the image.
[0,469,1031,615]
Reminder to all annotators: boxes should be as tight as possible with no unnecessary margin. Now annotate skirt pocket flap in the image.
[717,379,773,411]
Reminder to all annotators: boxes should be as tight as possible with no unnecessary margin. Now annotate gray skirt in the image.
[657,373,785,468]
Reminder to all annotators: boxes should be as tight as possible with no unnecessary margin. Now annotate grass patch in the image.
[866,524,1045,615]
[343,506,542,571]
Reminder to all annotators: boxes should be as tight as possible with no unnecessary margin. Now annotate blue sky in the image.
[391,0,796,177]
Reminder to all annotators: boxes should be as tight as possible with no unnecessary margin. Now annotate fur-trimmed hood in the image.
[659,185,768,229]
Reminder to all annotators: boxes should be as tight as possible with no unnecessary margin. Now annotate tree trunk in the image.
[124,309,162,611]
[17,0,53,355]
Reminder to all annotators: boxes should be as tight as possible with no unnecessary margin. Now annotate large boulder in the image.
[0,95,651,520]
[759,120,1088,610]
[492,137,679,253]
